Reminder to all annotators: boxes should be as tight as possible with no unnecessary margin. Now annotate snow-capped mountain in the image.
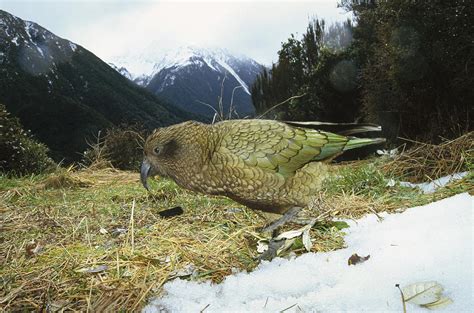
[0,10,78,77]
[0,10,192,161]
[110,46,264,117]
[108,62,132,80]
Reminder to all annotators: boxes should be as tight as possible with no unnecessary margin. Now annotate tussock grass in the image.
[1,134,472,311]
[382,132,473,182]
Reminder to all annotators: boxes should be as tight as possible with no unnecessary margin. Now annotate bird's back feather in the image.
[215,119,384,177]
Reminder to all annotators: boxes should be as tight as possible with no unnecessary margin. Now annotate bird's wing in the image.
[218,120,350,177]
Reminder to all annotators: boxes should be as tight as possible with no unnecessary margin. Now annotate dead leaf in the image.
[111,228,127,237]
[402,281,443,305]
[276,238,296,255]
[422,297,453,309]
[302,228,312,251]
[399,281,453,310]
[169,264,196,278]
[347,253,370,265]
[275,229,304,240]
[258,222,315,260]
[99,227,108,234]
[25,240,44,257]
[75,265,108,273]
[275,224,312,241]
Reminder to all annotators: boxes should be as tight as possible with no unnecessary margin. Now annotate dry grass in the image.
[382,132,473,183]
[1,134,472,311]
[1,170,257,311]
[0,169,344,311]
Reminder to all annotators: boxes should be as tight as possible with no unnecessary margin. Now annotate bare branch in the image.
[257,94,306,119]
[229,86,243,119]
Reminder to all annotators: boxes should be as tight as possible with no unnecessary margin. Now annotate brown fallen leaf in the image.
[25,240,44,257]
[347,253,370,266]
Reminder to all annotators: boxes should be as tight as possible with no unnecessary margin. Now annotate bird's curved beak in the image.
[140,159,152,191]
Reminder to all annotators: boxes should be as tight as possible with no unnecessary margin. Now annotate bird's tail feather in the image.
[284,121,382,136]
[344,137,386,151]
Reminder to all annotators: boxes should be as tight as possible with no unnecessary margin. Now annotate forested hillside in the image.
[252,0,473,143]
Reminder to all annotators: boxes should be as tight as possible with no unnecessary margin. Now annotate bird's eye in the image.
[154,147,161,154]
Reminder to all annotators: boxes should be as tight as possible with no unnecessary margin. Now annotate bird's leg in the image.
[261,206,303,233]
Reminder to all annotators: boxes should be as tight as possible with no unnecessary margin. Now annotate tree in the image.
[252,18,360,122]
[345,0,473,141]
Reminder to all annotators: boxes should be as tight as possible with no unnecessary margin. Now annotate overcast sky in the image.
[2,0,351,65]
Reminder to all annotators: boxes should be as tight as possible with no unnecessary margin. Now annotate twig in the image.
[85,218,91,248]
[229,86,243,119]
[195,100,219,120]
[257,94,306,118]
[200,303,211,312]
[395,284,407,313]
[116,250,120,279]
[218,73,227,121]
[130,199,135,254]
[263,296,269,308]
[280,303,297,312]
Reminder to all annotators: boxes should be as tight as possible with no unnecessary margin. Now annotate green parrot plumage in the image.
[141,119,384,214]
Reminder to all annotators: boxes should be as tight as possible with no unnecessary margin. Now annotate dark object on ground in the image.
[348,253,371,266]
[158,206,184,218]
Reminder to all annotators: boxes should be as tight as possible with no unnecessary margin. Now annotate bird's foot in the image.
[261,206,303,233]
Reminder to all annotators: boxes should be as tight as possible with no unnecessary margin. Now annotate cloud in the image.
[3,1,350,65]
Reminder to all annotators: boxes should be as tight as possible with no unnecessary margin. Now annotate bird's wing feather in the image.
[218,120,349,176]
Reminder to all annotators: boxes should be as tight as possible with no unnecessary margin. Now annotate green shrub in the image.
[82,125,146,170]
[0,104,56,175]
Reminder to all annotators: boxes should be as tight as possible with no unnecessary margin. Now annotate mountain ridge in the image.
[110,46,264,117]
[0,10,193,161]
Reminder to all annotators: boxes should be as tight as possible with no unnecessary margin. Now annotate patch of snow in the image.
[11,36,20,46]
[377,148,399,158]
[215,58,250,94]
[69,42,77,52]
[203,56,218,71]
[24,21,35,41]
[35,46,44,58]
[143,193,473,312]
[396,172,469,194]
[164,74,176,86]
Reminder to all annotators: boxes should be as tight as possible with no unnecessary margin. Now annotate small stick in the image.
[85,218,91,248]
[280,303,297,312]
[130,199,135,254]
[263,296,269,308]
[395,284,407,313]
[116,250,120,278]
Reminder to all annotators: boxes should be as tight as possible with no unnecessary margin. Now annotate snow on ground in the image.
[143,192,473,312]
[398,172,469,194]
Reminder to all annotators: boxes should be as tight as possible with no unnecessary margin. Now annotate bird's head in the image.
[140,121,206,191]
